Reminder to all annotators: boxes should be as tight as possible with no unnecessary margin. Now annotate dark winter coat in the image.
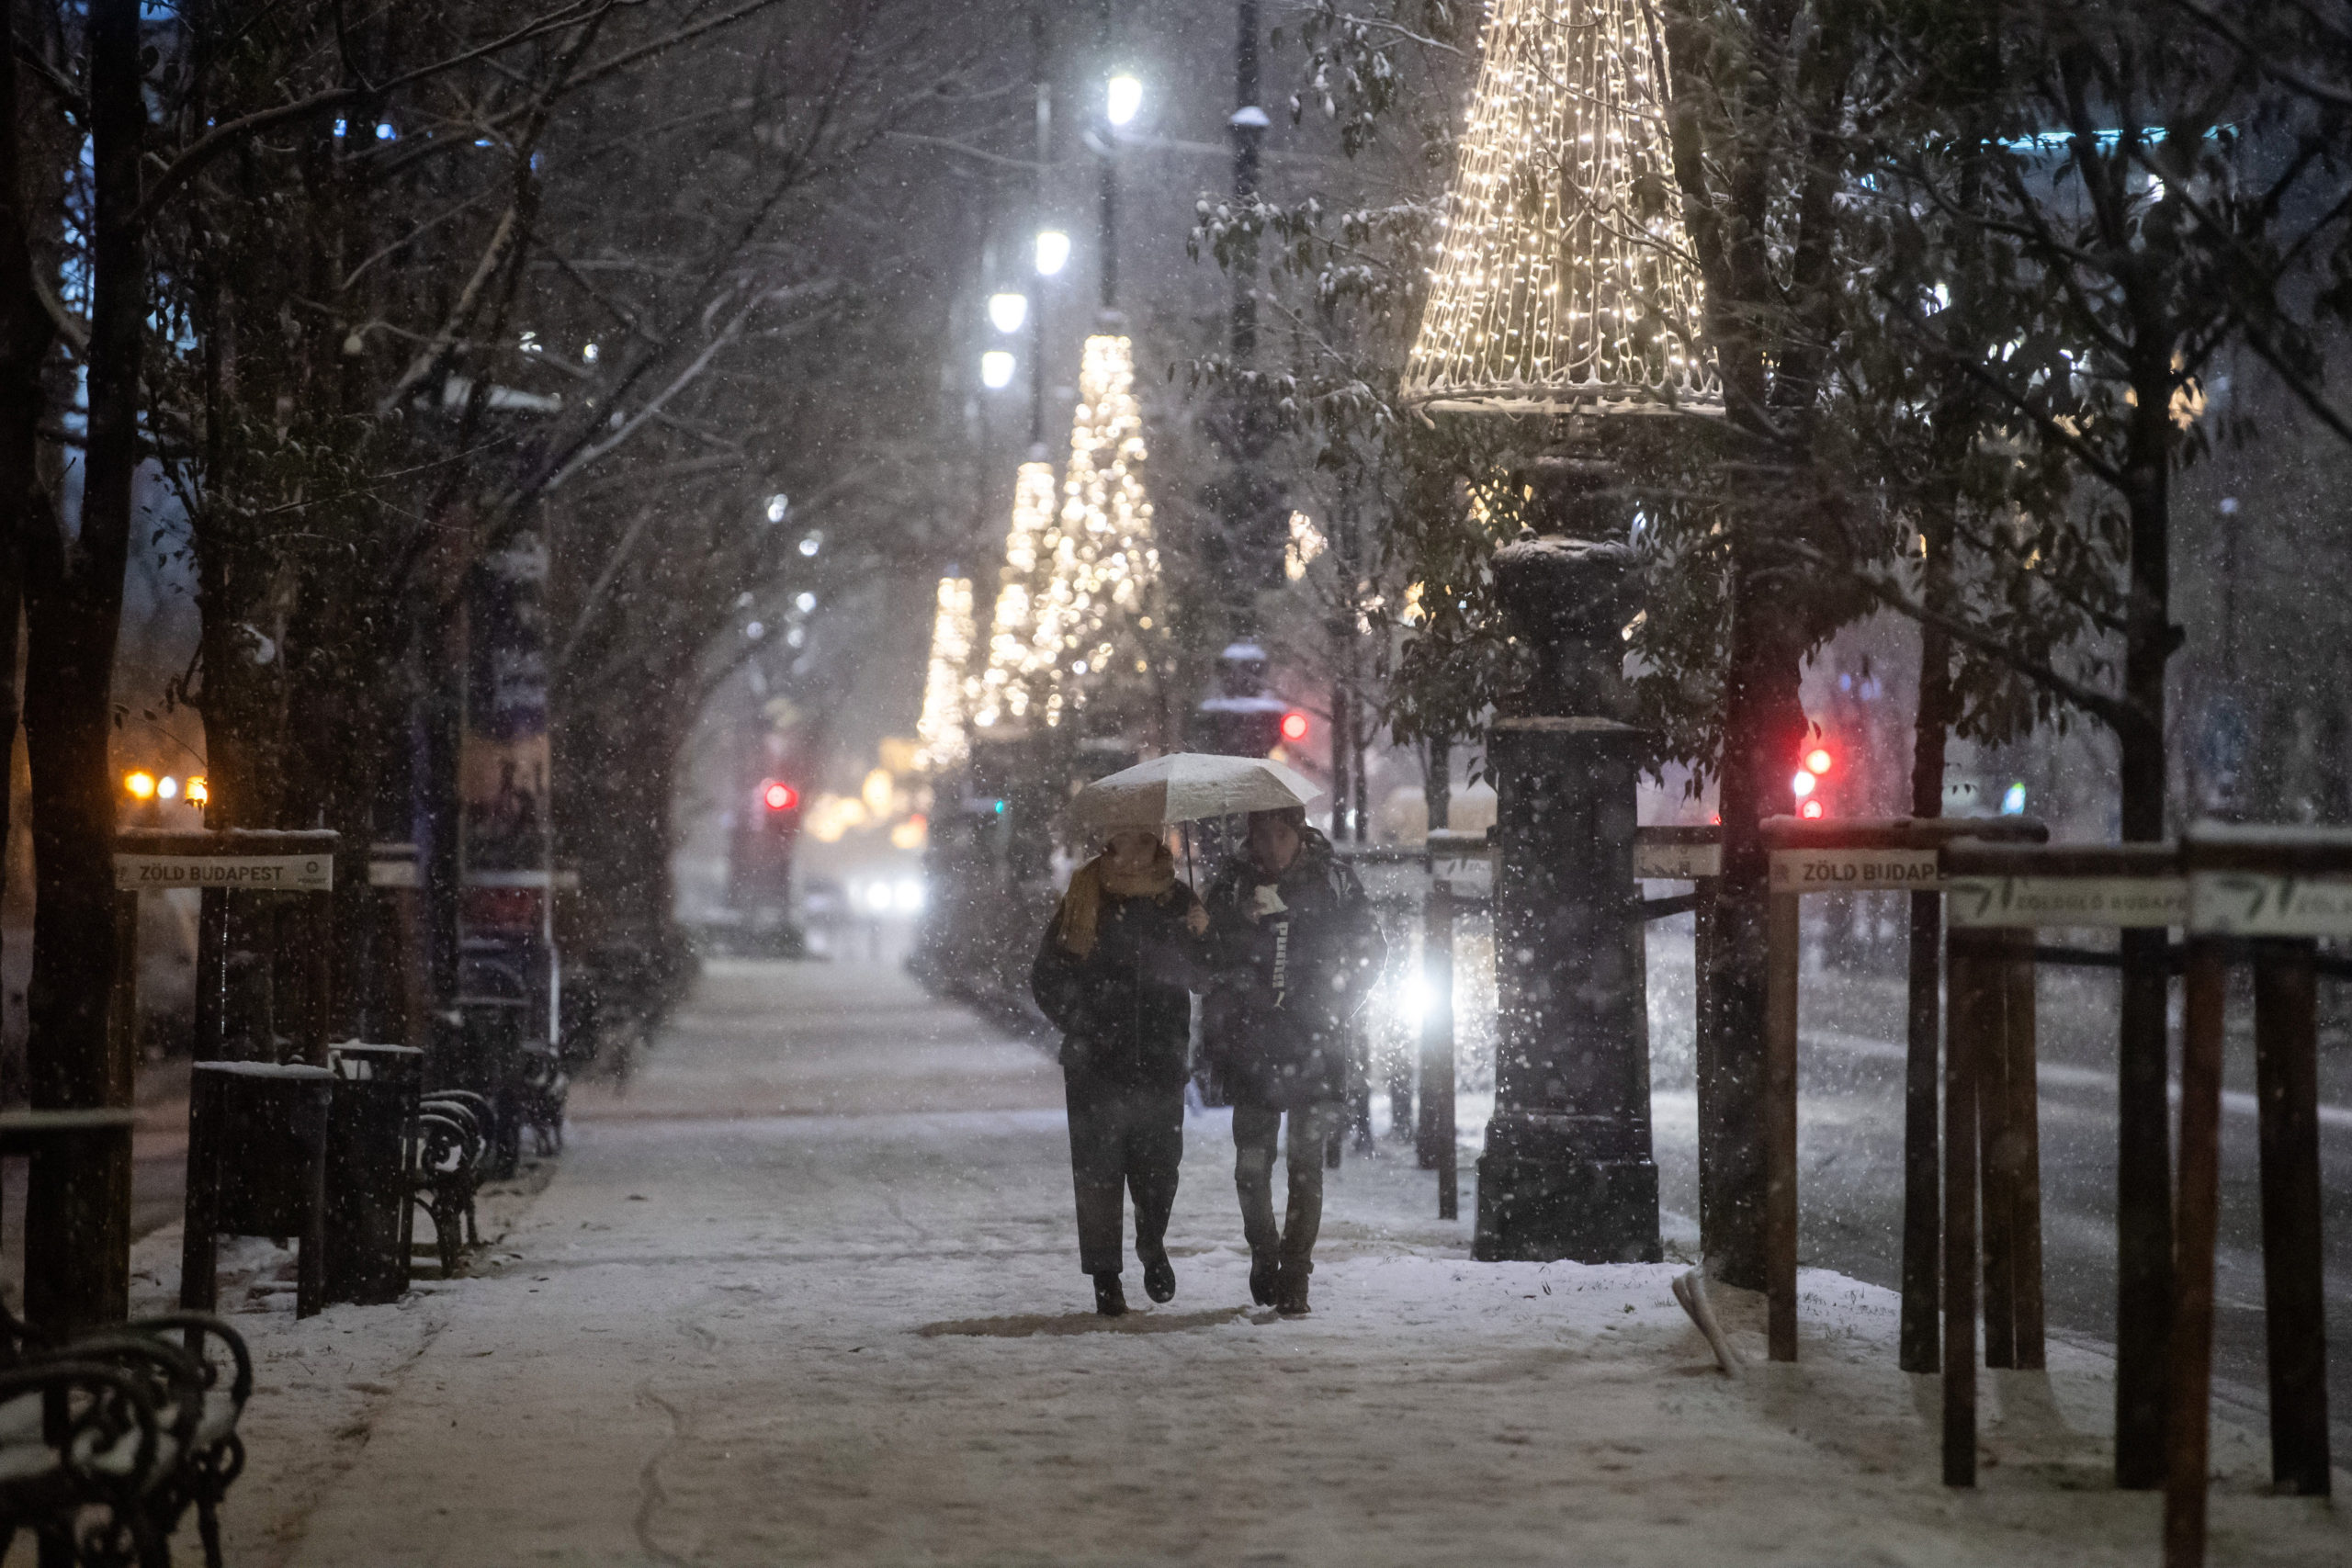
[1030,881,1205,1090]
[1199,830,1386,1111]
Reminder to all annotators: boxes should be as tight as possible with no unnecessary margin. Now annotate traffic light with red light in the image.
[1279,710,1309,744]
[1792,739,1835,818]
[761,780,798,813]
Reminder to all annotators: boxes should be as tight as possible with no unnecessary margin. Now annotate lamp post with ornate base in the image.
[1400,2,1715,1262]
[1475,462,1659,1262]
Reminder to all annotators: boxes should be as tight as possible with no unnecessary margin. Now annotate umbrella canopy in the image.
[1070,752,1323,830]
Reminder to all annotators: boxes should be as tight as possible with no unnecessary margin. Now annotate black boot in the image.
[1249,1251,1280,1307]
[1274,1259,1311,1316]
[1092,1271,1127,1317]
[1139,1244,1176,1304]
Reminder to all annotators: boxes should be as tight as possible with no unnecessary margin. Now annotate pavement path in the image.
[116,954,2349,1568]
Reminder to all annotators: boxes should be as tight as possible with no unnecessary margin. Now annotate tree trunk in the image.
[1901,521,1953,1371]
[22,0,143,1335]
[2112,391,2175,1488]
[1699,543,1808,1290]
[0,0,56,1106]
[1424,733,1451,833]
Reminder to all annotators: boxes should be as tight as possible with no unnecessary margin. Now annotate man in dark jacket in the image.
[1201,807,1385,1314]
[1031,828,1207,1316]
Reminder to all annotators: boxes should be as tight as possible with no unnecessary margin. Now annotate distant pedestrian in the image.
[1201,807,1385,1314]
[1031,828,1208,1317]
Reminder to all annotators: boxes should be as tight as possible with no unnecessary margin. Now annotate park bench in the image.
[0,1303,253,1568]
[515,1041,568,1157]
[411,1089,493,1274]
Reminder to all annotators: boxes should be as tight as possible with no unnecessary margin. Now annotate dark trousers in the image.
[1232,1101,1338,1268]
[1065,1075,1183,1276]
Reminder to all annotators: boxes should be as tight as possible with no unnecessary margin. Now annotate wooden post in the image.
[2004,931,2044,1371]
[1900,886,1941,1373]
[1764,887,1800,1362]
[296,1090,331,1318]
[1942,925,1986,1487]
[2116,921,2176,1490]
[1977,930,2016,1371]
[1423,882,1458,1221]
[303,887,334,1066]
[2165,938,2227,1568]
[179,1066,220,1311]
[1692,886,1719,1268]
[195,884,227,1059]
[2250,938,2331,1496]
[1419,883,1451,1170]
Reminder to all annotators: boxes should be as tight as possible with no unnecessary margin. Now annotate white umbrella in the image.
[1070,751,1323,830]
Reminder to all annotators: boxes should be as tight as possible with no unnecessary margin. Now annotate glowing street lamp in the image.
[186,776,209,807]
[980,350,1017,389]
[123,770,155,800]
[1034,230,1070,276]
[1105,73,1143,128]
[987,292,1029,334]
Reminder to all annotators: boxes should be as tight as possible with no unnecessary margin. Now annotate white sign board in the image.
[368,859,419,888]
[1947,875,2188,929]
[1429,849,1493,900]
[116,853,334,892]
[1770,847,1942,894]
[1636,841,1721,881]
[2188,871,2352,937]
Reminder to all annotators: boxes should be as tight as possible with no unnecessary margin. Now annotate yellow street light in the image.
[186,776,209,807]
[124,771,156,799]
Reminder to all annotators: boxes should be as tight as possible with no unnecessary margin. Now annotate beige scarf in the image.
[1056,843,1177,958]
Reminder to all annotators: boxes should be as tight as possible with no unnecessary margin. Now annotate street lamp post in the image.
[1030,6,1052,448]
[1224,0,1282,613]
[1096,1,1121,315]
[1231,1,1264,361]
[1402,0,1719,1264]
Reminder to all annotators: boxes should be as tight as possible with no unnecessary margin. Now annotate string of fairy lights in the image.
[1025,332,1159,729]
[1401,0,1720,415]
[967,457,1059,732]
[923,331,1161,767]
[911,575,976,772]
[924,0,1717,772]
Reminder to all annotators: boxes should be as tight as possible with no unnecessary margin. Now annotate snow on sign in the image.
[1635,840,1720,880]
[1768,847,1940,894]
[1425,831,1493,900]
[1946,875,2188,929]
[2188,872,2352,937]
[115,853,334,892]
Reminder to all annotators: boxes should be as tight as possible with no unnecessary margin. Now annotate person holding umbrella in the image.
[1030,824,1208,1317]
[1200,806,1385,1315]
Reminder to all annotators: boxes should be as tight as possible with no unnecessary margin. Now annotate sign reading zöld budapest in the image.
[1769,847,1941,894]
[1947,875,2188,929]
[2188,872,2352,937]
[1636,841,1721,881]
[1428,846,1494,899]
[115,854,334,892]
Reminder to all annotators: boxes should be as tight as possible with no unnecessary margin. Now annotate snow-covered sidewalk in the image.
[128,957,2347,1567]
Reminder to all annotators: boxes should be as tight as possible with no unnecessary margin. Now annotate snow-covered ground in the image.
[93,957,2349,1567]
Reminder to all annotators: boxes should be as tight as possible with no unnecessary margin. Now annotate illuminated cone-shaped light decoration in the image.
[913,575,976,771]
[1029,332,1159,724]
[1403,0,1719,415]
[970,458,1058,731]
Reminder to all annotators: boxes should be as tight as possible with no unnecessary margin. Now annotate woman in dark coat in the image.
[1031,827,1207,1316]
[1199,807,1385,1315]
